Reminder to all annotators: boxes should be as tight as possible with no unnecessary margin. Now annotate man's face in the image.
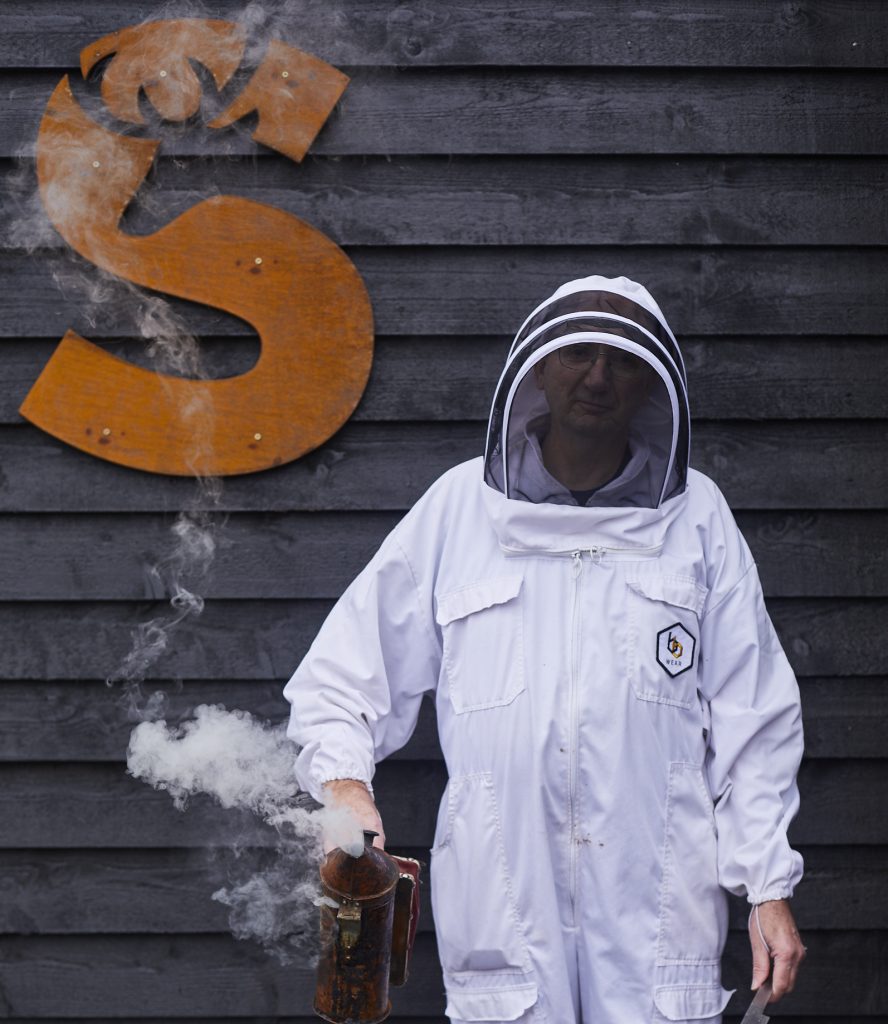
[532,341,654,443]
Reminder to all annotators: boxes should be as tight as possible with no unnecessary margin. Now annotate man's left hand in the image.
[749,898,806,1002]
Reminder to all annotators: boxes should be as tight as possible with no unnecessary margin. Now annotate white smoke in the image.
[127,703,366,962]
[128,703,297,813]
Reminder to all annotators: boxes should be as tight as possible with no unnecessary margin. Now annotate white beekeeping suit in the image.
[285,275,804,1024]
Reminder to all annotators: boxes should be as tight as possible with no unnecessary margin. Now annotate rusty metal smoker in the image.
[315,831,420,1024]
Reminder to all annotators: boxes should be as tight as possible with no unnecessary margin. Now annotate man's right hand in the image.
[322,778,386,852]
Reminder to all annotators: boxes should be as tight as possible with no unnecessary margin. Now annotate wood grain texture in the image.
[0,1,883,1021]
[2,337,888,425]
[0,680,437,764]
[8,155,887,247]
[2,0,886,68]
[0,760,442,850]
[2,248,886,338]
[0,510,884,600]
[0,931,884,1016]
[3,69,888,158]
[1,677,883,762]
[0,421,885,513]
[0,759,884,848]
[1,845,884,935]
[1,599,884,682]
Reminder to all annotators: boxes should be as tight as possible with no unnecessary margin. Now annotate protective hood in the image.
[483,275,690,509]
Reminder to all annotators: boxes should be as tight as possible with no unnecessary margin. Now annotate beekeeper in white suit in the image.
[284,275,806,1024]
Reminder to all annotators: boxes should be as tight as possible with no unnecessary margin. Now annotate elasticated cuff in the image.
[314,770,375,802]
[747,885,794,906]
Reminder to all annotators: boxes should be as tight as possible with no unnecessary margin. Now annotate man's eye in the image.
[566,344,593,359]
[612,352,639,369]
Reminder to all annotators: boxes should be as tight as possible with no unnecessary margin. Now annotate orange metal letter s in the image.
[21,19,374,476]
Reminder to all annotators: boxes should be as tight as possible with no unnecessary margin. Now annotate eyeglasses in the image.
[557,343,648,380]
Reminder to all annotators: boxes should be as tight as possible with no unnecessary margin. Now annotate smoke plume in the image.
[128,703,366,963]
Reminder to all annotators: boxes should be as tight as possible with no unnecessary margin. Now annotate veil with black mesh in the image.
[484,291,690,509]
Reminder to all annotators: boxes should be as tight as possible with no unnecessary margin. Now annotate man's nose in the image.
[582,354,611,388]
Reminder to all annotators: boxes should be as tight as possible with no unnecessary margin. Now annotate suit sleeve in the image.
[283,531,441,803]
[699,552,805,905]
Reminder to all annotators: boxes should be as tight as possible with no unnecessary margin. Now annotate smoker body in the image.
[315,832,409,1024]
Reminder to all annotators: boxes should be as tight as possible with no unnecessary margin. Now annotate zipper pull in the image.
[589,546,603,565]
[571,550,583,578]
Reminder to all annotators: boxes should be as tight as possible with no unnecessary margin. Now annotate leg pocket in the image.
[431,772,531,976]
[657,762,727,964]
[446,984,539,1023]
[653,983,733,1022]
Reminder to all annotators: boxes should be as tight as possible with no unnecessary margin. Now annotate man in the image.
[284,275,806,1023]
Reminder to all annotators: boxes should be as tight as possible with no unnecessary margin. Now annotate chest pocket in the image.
[625,573,708,709]
[435,575,524,714]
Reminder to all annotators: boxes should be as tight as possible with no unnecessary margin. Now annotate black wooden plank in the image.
[0,510,884,600]
[7,155,887,246]
[0,599,337,683]
[0,422,480,511]
[2,336,887,427]
[3,420,883,513]
[1,677,883,762]
[0,760,444,850]
[694,423,888,510]
[799,678,888,760]
[0,844,883,935]
[0,759,884,848]
[3,69,888,158]
[0,419,885,513]
[0,421,886,512]
[2,0,886,68]
[684,339,888,422]
[0,931,884,1016]
[0,682,442,764]
[0,932,444,1017]
[770,600,888,678]
[2,248,886,339]
[0,510,401,602]
[0,599,884,682]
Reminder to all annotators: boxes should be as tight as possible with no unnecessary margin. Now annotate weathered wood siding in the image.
[1,1,886,1020]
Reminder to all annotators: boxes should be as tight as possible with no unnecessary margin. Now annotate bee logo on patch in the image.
[657,622,696,677]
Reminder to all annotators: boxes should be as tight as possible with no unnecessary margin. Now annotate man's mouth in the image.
[575,400,613,413]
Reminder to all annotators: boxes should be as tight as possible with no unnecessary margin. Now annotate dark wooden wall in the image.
[1,1,886,1020]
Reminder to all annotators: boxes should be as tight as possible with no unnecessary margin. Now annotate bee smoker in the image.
[314,830,420,1024]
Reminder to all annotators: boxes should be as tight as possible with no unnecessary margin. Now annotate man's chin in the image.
[567,416,621,439]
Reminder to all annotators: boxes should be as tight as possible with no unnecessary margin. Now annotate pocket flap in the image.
[654,984,733,1020]
[436,575,523,626]
[445,981,537,1022]
[627,574,708,617]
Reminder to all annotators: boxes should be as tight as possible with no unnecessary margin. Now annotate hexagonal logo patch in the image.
[656,622,697,677]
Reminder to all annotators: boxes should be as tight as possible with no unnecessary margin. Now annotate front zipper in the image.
[501,541,663,562]
[502,540,662,924]
[568,549,583,925]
